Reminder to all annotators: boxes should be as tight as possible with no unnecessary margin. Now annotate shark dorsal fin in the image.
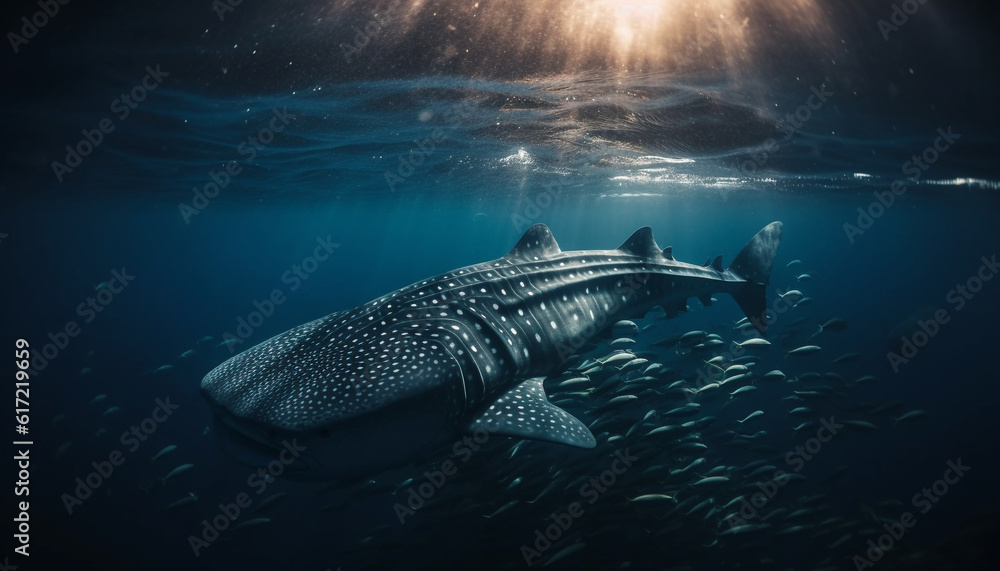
[662,246,674,261]
[504,224,561,261]
[618,227,662,258]
[710,255,723,271]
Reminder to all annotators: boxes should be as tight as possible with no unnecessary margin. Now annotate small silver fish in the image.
[150,445,178,464]
[786,345,821,357]
[737,410,764,424]
[161,492,198,511]
[160,463,194,484]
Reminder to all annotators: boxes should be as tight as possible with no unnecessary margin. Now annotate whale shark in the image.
[201,222,782,481]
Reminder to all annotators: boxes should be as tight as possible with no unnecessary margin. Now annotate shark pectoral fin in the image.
[467,377,596,449]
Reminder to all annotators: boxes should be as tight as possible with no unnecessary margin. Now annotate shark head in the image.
[201,312,471,481]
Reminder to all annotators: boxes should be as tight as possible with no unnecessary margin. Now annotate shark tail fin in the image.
[728,222,783,335]
[809,325,823,340]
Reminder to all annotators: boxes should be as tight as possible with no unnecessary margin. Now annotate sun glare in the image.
[322,0,829,79]
[595,0,670,54]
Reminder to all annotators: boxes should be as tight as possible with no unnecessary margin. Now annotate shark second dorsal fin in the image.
[662,246,674,260]
[504,224,561,261]
[618,227,662,258]
[468,378,596,448]
[710,255,723,272]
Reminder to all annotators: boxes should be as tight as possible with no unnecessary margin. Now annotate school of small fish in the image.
[51,259,934,570]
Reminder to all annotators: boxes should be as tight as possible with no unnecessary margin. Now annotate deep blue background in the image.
[1,0,999,570]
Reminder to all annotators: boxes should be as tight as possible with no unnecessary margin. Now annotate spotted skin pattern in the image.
[201,222,782,479]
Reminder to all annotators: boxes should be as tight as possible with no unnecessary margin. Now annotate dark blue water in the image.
[2,1,999,570]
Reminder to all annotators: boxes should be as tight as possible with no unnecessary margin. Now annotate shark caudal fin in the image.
[728,222,783,335]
